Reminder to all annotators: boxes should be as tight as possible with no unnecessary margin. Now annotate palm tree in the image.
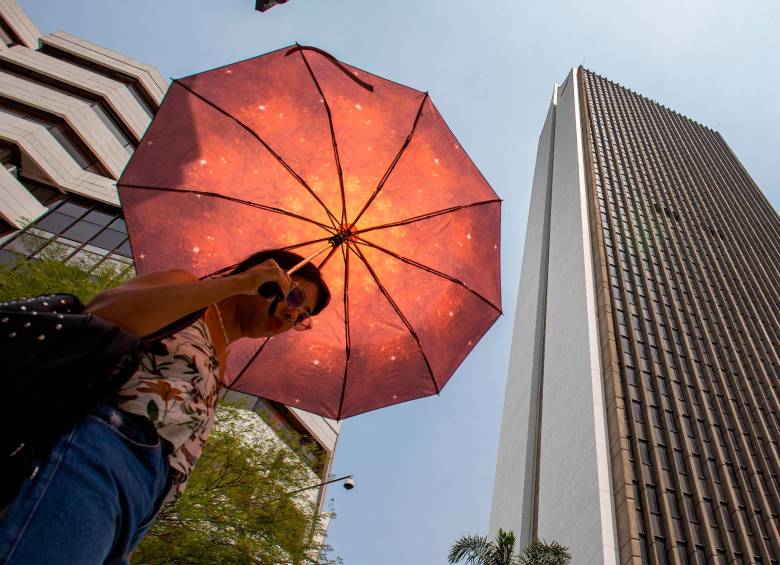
[519,539,571,565]
[448,529,520,565]
[448,530,571,565]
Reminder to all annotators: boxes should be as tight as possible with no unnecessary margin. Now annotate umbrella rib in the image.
[355,199,501,235]
[118,183,336,232]
[350,242,440,395]
[282,237,337,253]
[223,337,272,393]
[173,80,341,229]
[296,48,347,226]
[202,235,334,279]
[353,236,502,315]
[348,92,429,230]
[316,242,341,272]
[336,243,352,420]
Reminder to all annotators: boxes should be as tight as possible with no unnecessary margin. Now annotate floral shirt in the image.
[116,318,220,502]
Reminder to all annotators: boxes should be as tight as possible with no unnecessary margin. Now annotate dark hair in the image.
[230,249,331,316]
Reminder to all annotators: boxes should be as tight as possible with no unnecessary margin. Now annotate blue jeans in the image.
[0,404,171,564]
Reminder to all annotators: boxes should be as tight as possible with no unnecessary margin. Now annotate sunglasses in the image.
[261,281,312,331]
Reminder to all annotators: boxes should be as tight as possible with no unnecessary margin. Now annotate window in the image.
[692,455,705,479]
[658,446,670,469]
[639,440,650,465]
[633,401,644,423]
[657,377,669,397]
[650,406,662,428]
[653,538,668,565]
[683,416,695,438]
[0,194,133,272]
[639,535,650,565]
[35,211,76,234]
[683,494,696,519]
[646,486,660,513]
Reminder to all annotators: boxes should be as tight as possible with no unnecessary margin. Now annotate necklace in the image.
[213,303,230,348]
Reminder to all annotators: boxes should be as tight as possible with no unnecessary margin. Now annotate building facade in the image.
[0,0,339,519]
[490,67,780,565]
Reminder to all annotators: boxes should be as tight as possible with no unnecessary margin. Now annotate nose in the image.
[279,304,303,323]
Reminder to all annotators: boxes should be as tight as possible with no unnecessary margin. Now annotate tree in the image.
[0,252,131,303]
[133,404,339,564]
[448,530,570,565]
[448,529,519,565]
[519,540,571,565]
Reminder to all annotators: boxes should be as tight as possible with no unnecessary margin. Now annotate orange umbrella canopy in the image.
[118,45,501,419]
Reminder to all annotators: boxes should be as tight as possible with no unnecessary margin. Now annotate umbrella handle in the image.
[256,242,331,302]
[286,242,332,275]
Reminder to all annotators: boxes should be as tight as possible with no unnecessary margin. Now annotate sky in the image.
[19,1,780,563]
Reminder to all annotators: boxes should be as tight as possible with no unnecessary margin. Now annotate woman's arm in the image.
[85,261,290,337]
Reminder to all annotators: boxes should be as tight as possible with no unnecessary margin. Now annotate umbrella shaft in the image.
[287,243,331,275]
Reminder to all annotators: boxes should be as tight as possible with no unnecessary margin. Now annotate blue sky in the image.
[20,1,780,563]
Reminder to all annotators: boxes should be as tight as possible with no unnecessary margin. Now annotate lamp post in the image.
[286,474,355,496]
[255,0,289,12]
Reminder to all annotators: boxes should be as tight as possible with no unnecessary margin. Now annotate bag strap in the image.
[140,307,207,344]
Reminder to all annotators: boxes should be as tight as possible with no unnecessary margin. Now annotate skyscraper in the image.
[490,67,780,564]
[0,0,339,524]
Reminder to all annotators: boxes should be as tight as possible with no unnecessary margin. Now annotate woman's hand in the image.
[232,259,291,297]
[86,260,297,338]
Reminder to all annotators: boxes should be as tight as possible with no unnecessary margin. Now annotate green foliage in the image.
[0,244,132,303]
[448,530,570,565]
[448,533,495,565]
[519,539,571,565]
[133,404,340,564]
[448,529,519,565]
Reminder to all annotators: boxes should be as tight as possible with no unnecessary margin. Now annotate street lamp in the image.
[255,0,289,12]
[286,474,355,496]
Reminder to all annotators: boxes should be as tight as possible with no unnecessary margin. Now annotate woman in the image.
[0,249,330,564]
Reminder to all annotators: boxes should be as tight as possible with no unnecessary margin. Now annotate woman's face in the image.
[235,275,320,338]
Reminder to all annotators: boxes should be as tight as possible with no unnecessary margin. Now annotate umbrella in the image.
[117,45,501,419]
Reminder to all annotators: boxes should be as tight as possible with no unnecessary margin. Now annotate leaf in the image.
[146,399,160,422]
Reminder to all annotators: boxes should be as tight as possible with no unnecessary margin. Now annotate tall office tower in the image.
[0,0,339,523]
[490,66,780,565]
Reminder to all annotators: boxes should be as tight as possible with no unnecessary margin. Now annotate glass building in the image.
[490,67,779,564]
